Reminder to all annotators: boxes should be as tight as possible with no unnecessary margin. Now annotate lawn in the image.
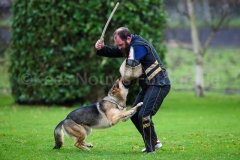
[0,91,239,160]
[1,45,239,159]
[166,47,240,93]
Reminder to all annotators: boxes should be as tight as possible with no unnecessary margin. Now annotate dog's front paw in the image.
[136,102,143,107]
[132,102,143,110]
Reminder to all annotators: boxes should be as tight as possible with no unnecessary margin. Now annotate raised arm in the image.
[95,39,123,58]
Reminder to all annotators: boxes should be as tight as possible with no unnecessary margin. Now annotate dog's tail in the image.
[53,120,64,149]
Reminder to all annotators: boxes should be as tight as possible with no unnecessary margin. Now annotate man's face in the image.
[114,35,131,55]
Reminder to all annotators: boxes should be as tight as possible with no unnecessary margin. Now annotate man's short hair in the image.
[113,27,131,41]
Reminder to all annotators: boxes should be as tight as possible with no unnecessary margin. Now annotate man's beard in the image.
[121,41,131,57]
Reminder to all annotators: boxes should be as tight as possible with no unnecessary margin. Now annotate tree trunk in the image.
[186,0,204,97]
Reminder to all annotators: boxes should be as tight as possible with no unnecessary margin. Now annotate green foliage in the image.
[8,0,167,105]
[0,92,240,159]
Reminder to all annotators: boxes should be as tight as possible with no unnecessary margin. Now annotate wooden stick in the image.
[100,2,119,42]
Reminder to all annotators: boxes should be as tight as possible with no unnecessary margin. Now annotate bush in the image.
[9,0,167,105]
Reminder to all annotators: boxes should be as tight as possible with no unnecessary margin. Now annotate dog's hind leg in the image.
[82,127,93,148]
[83,141,93,148]
[63,119,90,151]
[74,137,90,151]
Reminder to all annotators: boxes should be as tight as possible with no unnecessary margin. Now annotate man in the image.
[95,27,171,154]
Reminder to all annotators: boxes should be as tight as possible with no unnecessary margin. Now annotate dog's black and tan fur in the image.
[53,77,143,151]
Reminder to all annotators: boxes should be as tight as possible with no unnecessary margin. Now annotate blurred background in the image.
[0,0,239,105]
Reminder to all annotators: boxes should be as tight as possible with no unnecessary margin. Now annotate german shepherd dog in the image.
[53,77,143,151]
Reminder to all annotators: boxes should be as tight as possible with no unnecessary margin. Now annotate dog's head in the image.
[108,77,128,99]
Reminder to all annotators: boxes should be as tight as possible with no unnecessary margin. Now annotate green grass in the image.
[166,47,240,93]
[0,92,239,160]
[227,17,240,28]
[0,18,12,28]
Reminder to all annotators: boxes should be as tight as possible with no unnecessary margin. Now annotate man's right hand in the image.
[95,39,104,50]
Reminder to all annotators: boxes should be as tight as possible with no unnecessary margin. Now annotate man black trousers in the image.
[131,85,170,152]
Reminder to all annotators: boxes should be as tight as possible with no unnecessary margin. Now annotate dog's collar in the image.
[102,96,126,109]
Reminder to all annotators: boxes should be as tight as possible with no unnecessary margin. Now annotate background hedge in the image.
[9,0,167,105]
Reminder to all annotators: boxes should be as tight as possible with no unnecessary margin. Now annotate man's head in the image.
[113,27,132,56]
